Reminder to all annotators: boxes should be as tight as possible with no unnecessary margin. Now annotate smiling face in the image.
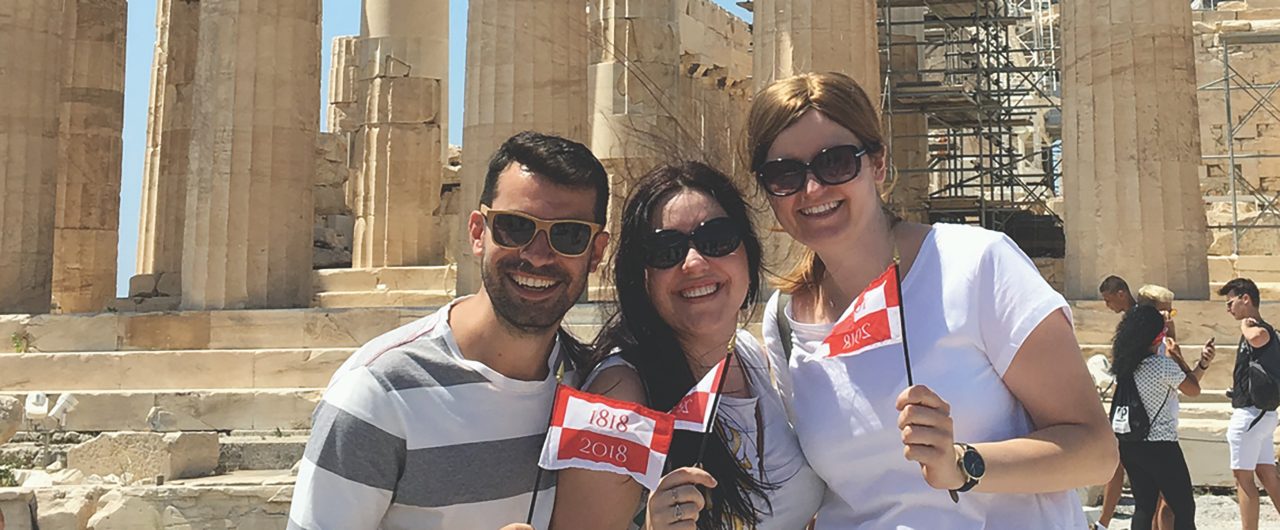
[644,190,749,342]
[469,162,608,334]
[763,110,887,253]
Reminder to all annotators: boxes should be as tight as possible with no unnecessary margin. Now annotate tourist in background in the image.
[749,71,1116,529]
[1101,276,1138,315]
[1220,278,1280,530]
[1138,284,1180,341]
[1111,305,1211,530]
[550,162,824,530]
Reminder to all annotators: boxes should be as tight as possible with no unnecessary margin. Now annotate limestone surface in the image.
[0,396,22,446]
[67,432,219,482]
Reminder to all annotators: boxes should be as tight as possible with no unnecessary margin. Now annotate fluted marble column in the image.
[181,0,321,309]
[137,0,199,293]
[455,0,590,294]
[53,0,128,313]
[753,0,880,102]
[885,33,929,224]
[361,0,449,161]
[0,1,65,314]
[355,77,445,267]
[1062,0,1209,298]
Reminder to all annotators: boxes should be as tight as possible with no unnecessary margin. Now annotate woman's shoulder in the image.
[583,355,647,406]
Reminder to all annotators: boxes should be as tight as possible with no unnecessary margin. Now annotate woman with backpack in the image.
[1110,304,1213,530]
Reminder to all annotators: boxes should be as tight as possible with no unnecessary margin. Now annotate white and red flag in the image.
[823,263,904,358]
[538,384,675,490]
[670,357,730,432]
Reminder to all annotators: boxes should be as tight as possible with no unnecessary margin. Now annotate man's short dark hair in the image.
[1099,275,1130,294]
[479,131,609,224]
[1219,277,1262,306]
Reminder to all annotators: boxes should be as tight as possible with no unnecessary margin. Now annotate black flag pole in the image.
[893,246,914,387]
[525,385,559,525]
[526,346,572,525]
[695,333,737,465]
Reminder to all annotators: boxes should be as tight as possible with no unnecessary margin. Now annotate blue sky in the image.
[115,1,751,296]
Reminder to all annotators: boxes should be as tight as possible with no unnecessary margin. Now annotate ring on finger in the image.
[674,503,683,520]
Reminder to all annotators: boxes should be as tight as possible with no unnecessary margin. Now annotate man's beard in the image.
[481,254,584,335]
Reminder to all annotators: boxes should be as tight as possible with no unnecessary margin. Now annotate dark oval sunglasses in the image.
[756,143,881,197]
[642,217,743,270]
[480,205,602,257]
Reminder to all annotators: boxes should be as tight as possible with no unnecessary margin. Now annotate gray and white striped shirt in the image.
[288,300,572,530]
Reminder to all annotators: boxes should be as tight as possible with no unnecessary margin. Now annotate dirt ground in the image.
[1102,493,1280,529]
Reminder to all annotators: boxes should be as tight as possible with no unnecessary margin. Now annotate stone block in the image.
[36,487,104,530]
[313,247,352,269]
[121,312,211,351]
[68,432,219,481]
[314,186,349,216]
[0,396,21,445]
[0,491,36,530]
[23,314,120,353]
[85,490,161,530]
[127,272,181,298]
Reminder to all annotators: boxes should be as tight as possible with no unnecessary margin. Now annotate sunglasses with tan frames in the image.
[480,205,603,257]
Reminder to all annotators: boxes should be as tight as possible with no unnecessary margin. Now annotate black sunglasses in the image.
[756,143,880,197]
[642,217,743,270]
[480,205,602,257]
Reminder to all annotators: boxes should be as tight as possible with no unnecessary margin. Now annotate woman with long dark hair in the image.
[549,162,824,529]
[1110,304,1210,530]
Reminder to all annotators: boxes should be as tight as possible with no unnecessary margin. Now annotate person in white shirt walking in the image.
[288,131,611,530]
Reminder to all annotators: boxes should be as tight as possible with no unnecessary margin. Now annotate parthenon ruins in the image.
[3,0,1280,526]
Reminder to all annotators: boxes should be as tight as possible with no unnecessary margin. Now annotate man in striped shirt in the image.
[288,132,610,530]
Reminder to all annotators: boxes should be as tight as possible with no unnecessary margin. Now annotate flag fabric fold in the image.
[537,384,675,490]
[822,263,904,358]
[671,357,729,432]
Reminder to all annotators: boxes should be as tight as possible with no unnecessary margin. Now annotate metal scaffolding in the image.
[880,0,1063,252]
[1197,30,1280,255]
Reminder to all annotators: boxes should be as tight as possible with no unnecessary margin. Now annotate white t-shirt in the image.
[586,330,825,530]
[1129,355,1185,442]
[762,223,1086,530]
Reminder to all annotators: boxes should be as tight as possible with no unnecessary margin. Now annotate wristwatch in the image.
[949,442,985,503]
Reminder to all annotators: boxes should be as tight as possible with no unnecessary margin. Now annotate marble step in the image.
[0,348,354,391]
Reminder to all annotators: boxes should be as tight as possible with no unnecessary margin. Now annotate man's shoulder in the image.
[335,313,488,394]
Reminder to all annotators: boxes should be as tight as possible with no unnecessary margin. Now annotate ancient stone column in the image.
[53,0,128,314]
[361,0,449,161]
[137,0,200,295]
[0,1,65,314]
[588,0,683,250]
[455,0,590,294]
[1062,0,1209,298]
[885,33,930,224]
[355,77,445,267]
[181,0,321,309]
[752,0,881,102]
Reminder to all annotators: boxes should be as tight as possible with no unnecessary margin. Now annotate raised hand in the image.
[646,467,718,530]
[896,385,965,491]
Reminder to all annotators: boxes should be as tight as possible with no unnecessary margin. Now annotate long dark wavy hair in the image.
[593,162,770,529]
[1110,304,1167,379]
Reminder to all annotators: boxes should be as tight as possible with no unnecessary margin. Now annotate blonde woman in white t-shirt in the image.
[744,72,1118,529]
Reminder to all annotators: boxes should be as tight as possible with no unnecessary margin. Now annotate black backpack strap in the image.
[1249,411,1267,432]
[776,293,793,361]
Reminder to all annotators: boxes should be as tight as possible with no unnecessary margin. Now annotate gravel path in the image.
[1102,493,1280,529]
